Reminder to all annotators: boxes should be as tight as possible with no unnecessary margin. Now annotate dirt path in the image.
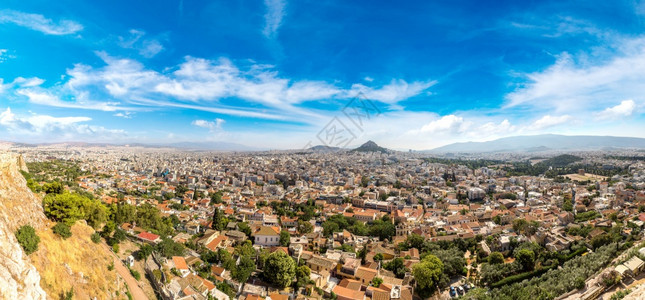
[102,243,149,300]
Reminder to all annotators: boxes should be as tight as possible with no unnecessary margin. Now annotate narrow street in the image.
[101,243,149,300]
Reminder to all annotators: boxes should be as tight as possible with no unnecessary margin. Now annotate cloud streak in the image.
[262,0,286,38]
[0,107,125,141]
[0,9,83,35]
[118,29,164,58]
[529,115,572,130]
[12,52,434,123]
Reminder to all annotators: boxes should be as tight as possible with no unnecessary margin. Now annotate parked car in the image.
[457,286,465,295]
[449,286,457,298]
[463,284,470,292]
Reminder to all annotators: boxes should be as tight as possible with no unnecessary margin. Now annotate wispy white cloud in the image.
[0,49,14,63]
[118,29,164,58]
[418,115,470,134]
[595,99,636,120]
[192,118,225,132]
[113,112,133,119]
[349,79,436,105]
[506,37,645,113]
[17,89,127,112]
[0,77,45,94]
[529,115,572,130]
[522,16,607,39]
[405,114,515,140]
[0,9,82,35]
[262,0,286,38]
[54,52,433,122]
[0,107,125,141]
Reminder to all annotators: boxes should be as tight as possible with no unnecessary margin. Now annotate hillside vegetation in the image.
[31,221,124,299]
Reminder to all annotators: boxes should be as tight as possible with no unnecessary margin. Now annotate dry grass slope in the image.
[31,220,124,299]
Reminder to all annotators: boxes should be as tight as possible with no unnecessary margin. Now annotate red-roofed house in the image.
[136,231,161,244]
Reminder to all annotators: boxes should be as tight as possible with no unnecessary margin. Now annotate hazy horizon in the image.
[1,1,644,149]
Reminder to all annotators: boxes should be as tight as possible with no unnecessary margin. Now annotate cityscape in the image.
[2,1,645,300]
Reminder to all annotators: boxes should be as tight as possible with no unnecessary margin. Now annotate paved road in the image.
[102,243,149,300]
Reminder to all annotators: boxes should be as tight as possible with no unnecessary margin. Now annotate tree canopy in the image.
[412,254,444,296]
[263,251,296,288]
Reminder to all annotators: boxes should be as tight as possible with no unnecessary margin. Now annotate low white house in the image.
[254,226,280,247]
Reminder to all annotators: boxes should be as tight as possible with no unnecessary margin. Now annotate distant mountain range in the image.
[429,134,645,153]
[0,140,263,151]
[3,134,645,153]
[307,145,342,152]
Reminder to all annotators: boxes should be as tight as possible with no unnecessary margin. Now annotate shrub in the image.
[91,232,101,244]
[60,288,74,300]
[108,262,115,271]
[53,222,72,239]
[152,269,162,281]
[129,268,141,280]
[489,265,554,288]
[15,225,40,255]
[113,244,120,254]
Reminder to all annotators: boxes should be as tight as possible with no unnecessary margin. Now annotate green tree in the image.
[373,253,384,262]
[212,208,228,231]
[210,190,223,204]
[86,202,108,229]
[216,282,236,300]
[371,277,383,287]
[43,192,91,225]
[368,216,395,241]
[235,240,256,258]
[563,195,573,212]
[263,251,296,288]
[218,248,236,271]
[512,218,528,233]
[432,248,466,276]
[113,203,136,225]
[137,244,154,261]
[112,228,127,243]
[297,220,313,234]
[155,238,185,258]
[591,234,612,250]
[295,265,311,288]
[53,222,72,239]
[383,257,408,279]
[412,255,444,295]
[238,222,252,237]
[15,225,40,255]
[488,252,504,264]
[43,181,64,194]
[232,255,256,284]
[296,265,311,280]
[515,249,535,271]
[406,233,424,250]
[280,231,291,247]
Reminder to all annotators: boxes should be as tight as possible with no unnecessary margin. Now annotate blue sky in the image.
[1,0,644,149]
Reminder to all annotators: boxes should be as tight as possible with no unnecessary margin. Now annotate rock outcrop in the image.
[0,153,47,299]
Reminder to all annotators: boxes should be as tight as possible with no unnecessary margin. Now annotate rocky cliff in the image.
[0,152,47,299]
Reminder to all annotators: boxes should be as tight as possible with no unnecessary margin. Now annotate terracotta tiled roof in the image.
[172,256,189,270]
[137,231,160,241]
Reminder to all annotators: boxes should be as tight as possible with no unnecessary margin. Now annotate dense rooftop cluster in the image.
[10,144,645,300]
